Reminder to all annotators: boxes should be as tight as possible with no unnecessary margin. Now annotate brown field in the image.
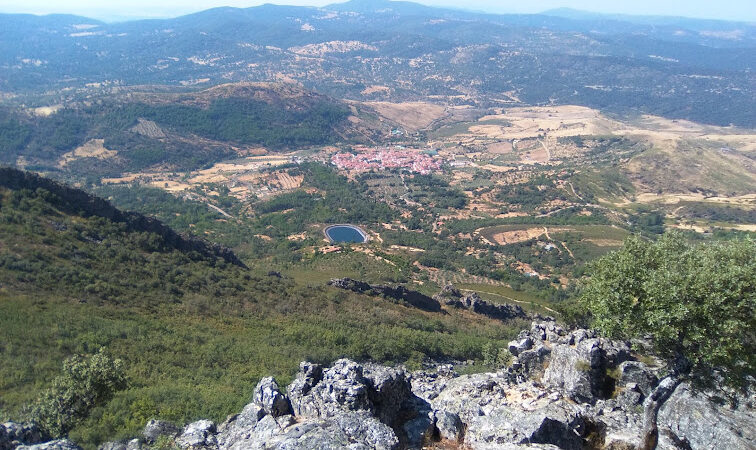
[428,104,754,204]
[484,227,570,245]
[101,152,302,201]
[30,105,62,117]
[585,239,624,247]
[487,142,513,154]
[520,141,550,164]
[361,85,391,95]
[366,101,447,130]
[58,139,118,167]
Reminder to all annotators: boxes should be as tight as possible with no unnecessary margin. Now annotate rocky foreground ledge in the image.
[3,320,754,450]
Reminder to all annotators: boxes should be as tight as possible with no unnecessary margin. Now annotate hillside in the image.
[0,167,523,448]
[1,2,754,126]
[0,83,386,178]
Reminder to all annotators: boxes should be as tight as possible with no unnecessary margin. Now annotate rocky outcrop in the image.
[435,284,527,321]
[14,321,754,450]
[175,420,216,449]
[327,278,441,312]
[1,423,49,450]
[141,419,179,445]
[657,382,756,449]
[432,284,463,304]
[252,377,291,417]
[216,360,403,450]
[542,337,629,403]
[15,441,80,450]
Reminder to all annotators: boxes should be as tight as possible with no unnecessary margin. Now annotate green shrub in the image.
[575,360,592,373]
[27,349,127,437]
[482,343,513,369]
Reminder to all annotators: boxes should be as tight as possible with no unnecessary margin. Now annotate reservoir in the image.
[325,224,368,243]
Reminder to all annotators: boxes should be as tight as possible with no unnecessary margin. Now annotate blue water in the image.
[326,225,367,243]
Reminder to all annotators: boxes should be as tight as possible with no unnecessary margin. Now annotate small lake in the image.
[325,225,368,243]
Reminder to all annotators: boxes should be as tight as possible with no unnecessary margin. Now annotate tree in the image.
[579,233,755,449]
[28,349,128,437]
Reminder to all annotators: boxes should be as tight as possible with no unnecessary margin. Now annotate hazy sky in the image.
[1,0,754,22]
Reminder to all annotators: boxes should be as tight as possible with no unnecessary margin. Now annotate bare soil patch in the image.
[366,102,447,131]
[487,142,513,154]
[58,139,118,167]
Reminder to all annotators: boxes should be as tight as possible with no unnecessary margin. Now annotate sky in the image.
[0,0,754,22]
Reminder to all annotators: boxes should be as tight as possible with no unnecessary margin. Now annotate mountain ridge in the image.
[0,166,246,267]
[1,0,753,126]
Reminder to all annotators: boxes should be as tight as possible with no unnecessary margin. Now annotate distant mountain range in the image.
[0,0,754,126]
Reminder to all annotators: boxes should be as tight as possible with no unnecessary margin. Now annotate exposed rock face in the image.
[432,284,463,304]
[1,423,47,450]
[657,383,756,450]
[217,359,403,450]
[175,420,216,450]
[15,440,81,450]
[252,377,292,417]
[15,321,754,450]
[141,419,179,445]
[460,292,527,321]
[617,361,659,398]
[434,284,527,321]
[328,278,441,312]
[416,371,586,449]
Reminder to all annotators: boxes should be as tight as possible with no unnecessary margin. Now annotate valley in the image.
[60,98,751,298]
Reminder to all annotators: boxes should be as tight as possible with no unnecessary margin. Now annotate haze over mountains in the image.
[1,0,754,126]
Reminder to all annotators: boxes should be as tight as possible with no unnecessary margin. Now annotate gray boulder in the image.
[433,410,464,442]
[509,344,551,381]
[97,443,127,450]
[617,361,658,398]
[216,403,266,449]
[402,411,434,448]
[658,383,756,449]
[97,440,143,450]
[463,403,585,450]
[288,359,373,419]
[286,361,324,417]
[253,377,292,417]
[362,363,412,425]
[409,366,456,402]
[508,336,533,356]
[142,419,180,444]
[542,336,631,403]
[1,422,47,449]
[329,412,399,450]
[218,410,398,450]
[588,397,644,449]
[175,420,216,449]
[125,439,144,450]
[542,339,605,403]
[16,440,81,450]
[425,372,586,449]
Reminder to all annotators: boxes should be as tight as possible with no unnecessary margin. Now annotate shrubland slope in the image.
[0,167,523,448]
